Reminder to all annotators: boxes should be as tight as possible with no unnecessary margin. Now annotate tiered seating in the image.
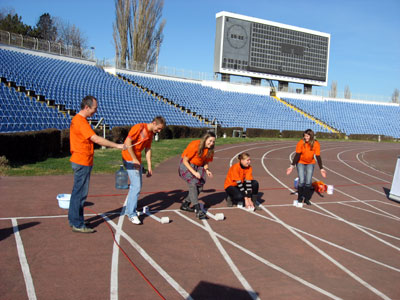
[284,97,400,138]
[120,73,330,133]
[2,47,397,137]
[0,82,70,132]
[0,48,207,132]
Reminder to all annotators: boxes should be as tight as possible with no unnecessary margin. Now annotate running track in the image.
[1,140,399,299]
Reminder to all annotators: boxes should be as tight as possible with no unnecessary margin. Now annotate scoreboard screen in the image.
[214,11,330,86]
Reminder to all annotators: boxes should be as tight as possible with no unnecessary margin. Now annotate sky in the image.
[1,0,399,101]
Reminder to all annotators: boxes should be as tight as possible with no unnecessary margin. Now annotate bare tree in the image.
[56,18,87,49]
[344,85,351,99]
[113,0,131,69]
[329,80,337,98]
[392,88,399,104]
[129,0,165,70]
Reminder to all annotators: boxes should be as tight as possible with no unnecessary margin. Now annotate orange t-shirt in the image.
[224,162,253,189]
[181,140,213,166]
[70,114,96,166]
[295,140,321,165]
[122,123,153,164]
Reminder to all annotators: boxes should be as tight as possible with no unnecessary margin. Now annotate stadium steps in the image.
[272,96,340,133]
[117,74,211,125]
[0,77,107,130]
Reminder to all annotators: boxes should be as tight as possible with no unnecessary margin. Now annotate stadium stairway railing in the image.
[272,96,340,134]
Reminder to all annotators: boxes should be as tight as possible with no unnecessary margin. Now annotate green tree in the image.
[32,13,57,41]
[0,13,32,35]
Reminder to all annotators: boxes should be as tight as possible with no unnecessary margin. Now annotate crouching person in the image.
[179,132,216,219]
[224,152,259,210]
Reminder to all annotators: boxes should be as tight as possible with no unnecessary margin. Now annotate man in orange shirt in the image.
[122,116,165,224]
[69,95,126,233]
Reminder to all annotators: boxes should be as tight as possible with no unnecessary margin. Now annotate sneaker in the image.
[180,201,195,212]
[129,216,141,225]
[304,199,312,205]
[195,209,208,220]
[71,226,95,233]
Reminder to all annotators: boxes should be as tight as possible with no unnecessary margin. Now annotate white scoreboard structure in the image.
[214,11,331,92]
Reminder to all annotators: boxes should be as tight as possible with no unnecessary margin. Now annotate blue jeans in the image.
[124,162,143,218]
[296,163,314,188]
[68,162,92,228]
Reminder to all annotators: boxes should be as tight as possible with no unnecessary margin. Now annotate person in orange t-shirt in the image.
[286,129,327,205]
[224,152,259,210]
[69,96,126,233]
[122,116,165,225]
[178,132,215,219]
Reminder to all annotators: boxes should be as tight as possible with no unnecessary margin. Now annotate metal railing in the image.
[0,29,94,60]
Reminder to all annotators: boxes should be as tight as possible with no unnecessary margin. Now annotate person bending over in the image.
[179,132,216,219]
[122,116,165,224]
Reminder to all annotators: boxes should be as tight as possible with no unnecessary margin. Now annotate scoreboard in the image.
[214,11,330,86]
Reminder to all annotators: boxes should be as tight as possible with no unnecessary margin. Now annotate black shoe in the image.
[304,199,311,205]
[180,201,195,212]
[251,195,260,210]
[195,209,207,219]
[194,204,207,219]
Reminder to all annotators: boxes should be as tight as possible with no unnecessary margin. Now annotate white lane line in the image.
[259,205,391,300]
[243,209,400,273]
[313,202,400,252]
[228,142,286,167]
[316,178,400,221]
[103,214,193,300]
[202,220,260,300]
[339,202,400,221]
[269,147,400,250]
[323,165,386,197]
[175,211,342,299]
[332,149,400,220]
[337,149,391,183]
[299,206,400,241]
[357,150,395,177]
[110,196,128,300]
[11,218,37,300]
[292,147,399,220]
[375,200,400,208]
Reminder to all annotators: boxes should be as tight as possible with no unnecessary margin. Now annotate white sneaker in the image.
[128,216,141,225]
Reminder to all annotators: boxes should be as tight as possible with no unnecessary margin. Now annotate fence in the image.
[0,29,94,60]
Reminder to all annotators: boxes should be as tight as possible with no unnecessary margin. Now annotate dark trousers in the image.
[225,180,259,204]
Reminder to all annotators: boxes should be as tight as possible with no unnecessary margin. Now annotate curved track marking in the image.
[337,149,390,183]
[259,205,391,300]
[357,149,396,177]
[175,211,342,300]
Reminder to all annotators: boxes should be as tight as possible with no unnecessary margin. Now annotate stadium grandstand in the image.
[0,43,399,138]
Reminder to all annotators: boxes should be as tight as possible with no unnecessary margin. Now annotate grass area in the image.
[1,137,276,176]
